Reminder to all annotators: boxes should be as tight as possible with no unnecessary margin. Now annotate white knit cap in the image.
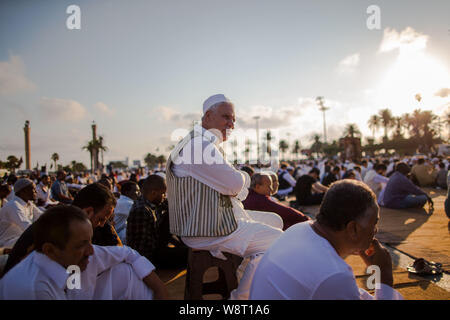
[14,178,33,193]
[203,94,231,114]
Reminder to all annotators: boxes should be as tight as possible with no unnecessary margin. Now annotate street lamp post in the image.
[316,96,329,144]
[253,116,260,163]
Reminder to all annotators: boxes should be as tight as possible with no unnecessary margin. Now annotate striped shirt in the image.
[166,126,242,237]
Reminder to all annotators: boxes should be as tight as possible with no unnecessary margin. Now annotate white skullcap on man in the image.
[14,178,33,193]
[203,94,231,114]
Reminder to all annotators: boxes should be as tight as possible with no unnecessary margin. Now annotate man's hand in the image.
[359,239,394,287]
[142,271,169,300]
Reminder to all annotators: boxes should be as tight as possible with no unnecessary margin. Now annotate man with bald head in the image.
[167,94,283,300]
[0,179,43,247]
[243,173,309,231]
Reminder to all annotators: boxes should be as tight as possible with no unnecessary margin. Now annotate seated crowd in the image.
[0,151,448,300]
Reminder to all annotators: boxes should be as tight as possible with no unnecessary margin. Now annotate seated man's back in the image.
[251,180,403,300]
[251,222,356,299]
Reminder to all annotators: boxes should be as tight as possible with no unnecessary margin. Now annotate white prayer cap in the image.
[154,172,166,180]
[14,178,33,193]
[203,94,231,114]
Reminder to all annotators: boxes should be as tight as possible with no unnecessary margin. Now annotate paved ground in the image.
[157,189,450,300]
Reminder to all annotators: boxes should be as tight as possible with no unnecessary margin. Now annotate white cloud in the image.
[94,102,116,116]
[379,27,428,53]
[435,88,450,98]
[236,105,301,130]
[0,55,36,95]
[153,106,200,126]
[337,53,360,73]
[39,97,87,121]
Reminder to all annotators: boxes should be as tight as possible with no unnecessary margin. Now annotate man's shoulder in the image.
[129,198,153,215]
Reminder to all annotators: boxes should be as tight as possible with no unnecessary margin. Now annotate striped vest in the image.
[166,130,238,237]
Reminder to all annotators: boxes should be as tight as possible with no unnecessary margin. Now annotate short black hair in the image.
[143,174,166,192]
[332,166,340,173]
[33,205,90,252]
[395,162,410,175]
[121,181,138,195]
[316,180,377,231]
[417,158,425,165]
[375,164,387,172]
[72,183,117,213]
[309,168,320,175]
[0,184,11,195]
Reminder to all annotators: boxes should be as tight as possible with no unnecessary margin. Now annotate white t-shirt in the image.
[250,221,403,300]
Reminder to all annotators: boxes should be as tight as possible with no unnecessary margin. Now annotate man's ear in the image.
[345,221,359,241]
[42,242,58,259]
[83,206,95,219]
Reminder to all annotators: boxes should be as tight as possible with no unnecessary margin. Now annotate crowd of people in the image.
[271,155,449,213]
[0,93,448,300]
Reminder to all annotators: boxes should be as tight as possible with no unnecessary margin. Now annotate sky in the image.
[1,0,449,168]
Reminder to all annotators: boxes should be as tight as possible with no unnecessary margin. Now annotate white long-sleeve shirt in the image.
[113,195,134,244]
[0,196,43,247]
[36,182,51,203]
[250,221,403,300]
[172,125,245,196]
[364,170,389,197]
[0,245,155,300]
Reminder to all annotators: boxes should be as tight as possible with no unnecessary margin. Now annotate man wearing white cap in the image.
[0,178,43,247]
[166,94,283,300]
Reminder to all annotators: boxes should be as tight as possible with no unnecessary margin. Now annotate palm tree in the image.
[279,140,289,160]
[367,115,380,139]
[51,153,59,171]
[310,134,323,159]
[292,140,301,160]
[82,141,95,173]
[144,153,158,169]
[404,109,439,152]
[265,130,273,155]
[97,135,108,172]
[378,108,394,141]
[244,139,253,163]
[6,155,22,173]
[392,116,405,138]
[231,138,238,163]
[343,123,361,138]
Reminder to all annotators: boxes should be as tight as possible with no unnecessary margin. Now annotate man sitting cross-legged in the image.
[382,162,433,210]
[250,180,403,300]
[243,173,309,230]
[0,205,168,300]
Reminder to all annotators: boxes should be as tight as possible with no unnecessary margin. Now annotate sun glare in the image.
[376,51,450,115]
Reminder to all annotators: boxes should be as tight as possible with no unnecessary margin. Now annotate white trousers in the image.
[92,263,154,300]
[182,210,283,300]
[277,187,293,196]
